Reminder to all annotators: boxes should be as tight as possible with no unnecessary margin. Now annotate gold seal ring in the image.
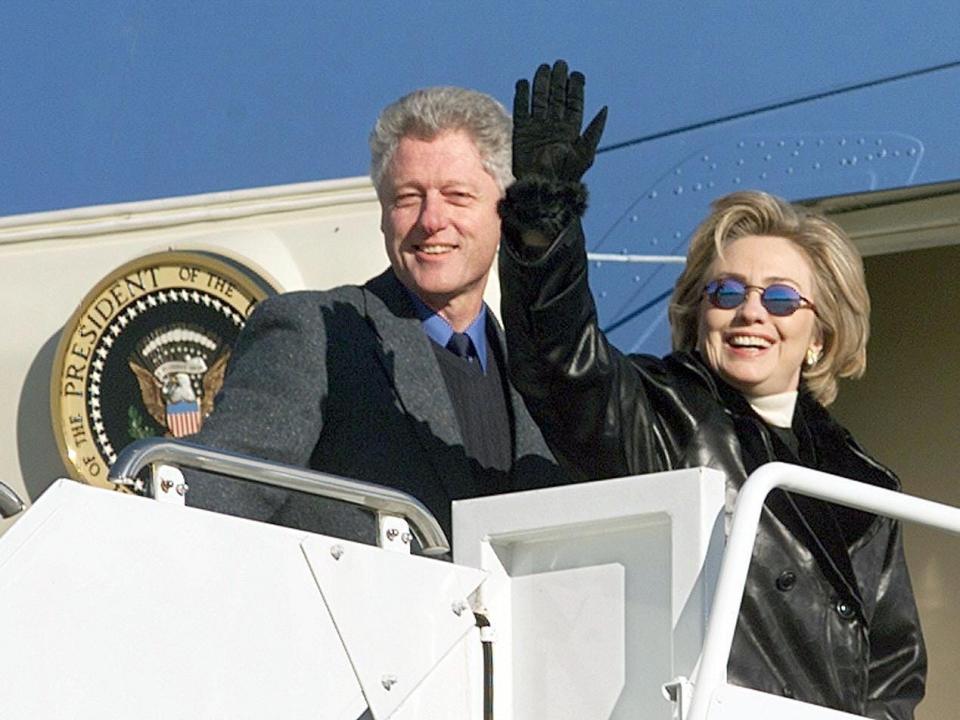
[51,251,279,488]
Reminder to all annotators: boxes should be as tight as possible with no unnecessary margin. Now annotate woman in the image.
[498,61,926,719]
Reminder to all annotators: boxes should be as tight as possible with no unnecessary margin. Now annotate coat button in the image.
[835,598,856,620]
[775,570,797,591]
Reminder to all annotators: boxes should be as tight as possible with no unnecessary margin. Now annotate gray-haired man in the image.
[187,87,565,545]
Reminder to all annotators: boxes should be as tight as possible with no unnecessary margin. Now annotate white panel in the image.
[0,480,367,720]
[390,627,483,720]
[453,467,726,720]
[302,534,486,719]
[511,563,625,719]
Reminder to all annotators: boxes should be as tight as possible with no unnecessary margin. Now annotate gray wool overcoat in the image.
[186,268,565,545]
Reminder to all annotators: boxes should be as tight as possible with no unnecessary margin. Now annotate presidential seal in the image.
[51,251,279,488]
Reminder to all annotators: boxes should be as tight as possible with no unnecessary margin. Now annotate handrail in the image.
[108,438,450,556]
[686,462,960,720]
[0,480,25,518]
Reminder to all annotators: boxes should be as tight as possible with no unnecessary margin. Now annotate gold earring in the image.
[805,347,821,367]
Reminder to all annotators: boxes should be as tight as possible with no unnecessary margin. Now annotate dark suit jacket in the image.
[187,269,564,544]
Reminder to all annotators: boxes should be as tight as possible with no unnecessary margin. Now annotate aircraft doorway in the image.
[820,184,960,720]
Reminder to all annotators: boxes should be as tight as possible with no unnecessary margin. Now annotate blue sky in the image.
[4,1,960,217]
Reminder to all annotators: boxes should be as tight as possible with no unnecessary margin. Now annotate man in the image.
[187,86,564,545]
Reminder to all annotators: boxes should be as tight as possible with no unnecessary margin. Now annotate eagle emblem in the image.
[128,325,230,438]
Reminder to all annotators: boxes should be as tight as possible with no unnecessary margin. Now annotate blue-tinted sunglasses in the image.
[704,278,817,317]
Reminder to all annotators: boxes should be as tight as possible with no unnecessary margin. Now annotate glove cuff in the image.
[498,177,587,245]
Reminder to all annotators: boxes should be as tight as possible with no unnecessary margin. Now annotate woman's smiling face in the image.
[698,234,822,397]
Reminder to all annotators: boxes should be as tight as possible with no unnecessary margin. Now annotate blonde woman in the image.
[498,61,926,719]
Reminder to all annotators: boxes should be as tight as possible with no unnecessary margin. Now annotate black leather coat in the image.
[499,219,926,719]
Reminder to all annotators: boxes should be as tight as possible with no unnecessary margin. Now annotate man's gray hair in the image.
[369,86,512,194]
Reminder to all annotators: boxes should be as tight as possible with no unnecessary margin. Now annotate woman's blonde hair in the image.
[669,190,870,405]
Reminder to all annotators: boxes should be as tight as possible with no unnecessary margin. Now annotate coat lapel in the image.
[361,270,473,499]
[714,374,865,610]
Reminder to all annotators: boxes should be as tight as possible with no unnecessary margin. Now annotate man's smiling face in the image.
[379,130,502,327]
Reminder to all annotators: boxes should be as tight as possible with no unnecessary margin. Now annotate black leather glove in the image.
[512,60,608,182]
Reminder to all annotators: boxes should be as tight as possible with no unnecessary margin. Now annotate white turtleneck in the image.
[747,390,798,428]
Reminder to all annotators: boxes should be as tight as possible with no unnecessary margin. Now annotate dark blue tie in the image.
[446,332,475,361]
